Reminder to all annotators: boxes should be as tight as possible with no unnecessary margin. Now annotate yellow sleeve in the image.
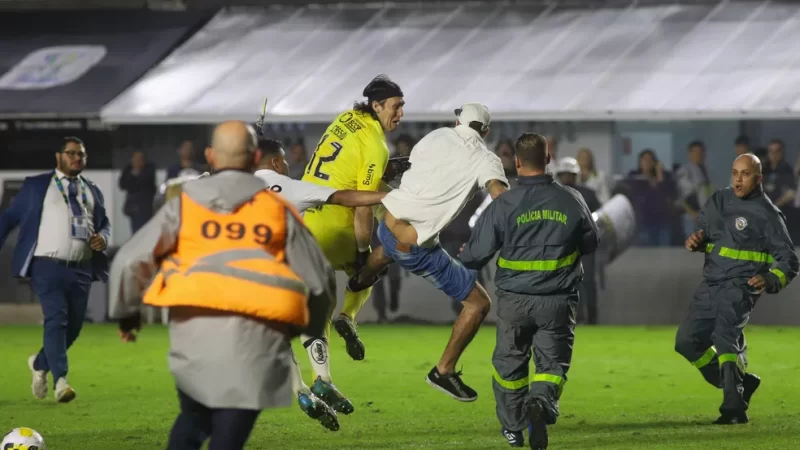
[357,136,389,192]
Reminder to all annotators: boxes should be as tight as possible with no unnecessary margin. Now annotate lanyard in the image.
[52,173,89,214]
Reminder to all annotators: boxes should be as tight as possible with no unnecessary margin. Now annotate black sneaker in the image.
[526,399,548,449]
[743,373,761,405]
[333,315,365,361]
[713,412,749,425]
[502,428,524,447]
[425,367,478,402]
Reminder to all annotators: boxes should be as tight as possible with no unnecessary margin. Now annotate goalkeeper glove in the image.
[355,247,371,272]
[382,156,411,183]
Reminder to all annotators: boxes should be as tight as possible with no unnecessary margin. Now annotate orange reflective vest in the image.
[143,190,309,327]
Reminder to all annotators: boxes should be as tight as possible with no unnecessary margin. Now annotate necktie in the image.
[67,178,84,217]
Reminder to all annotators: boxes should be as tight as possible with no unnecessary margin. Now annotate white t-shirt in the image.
[254,169,336,214]
[381,125,508,247]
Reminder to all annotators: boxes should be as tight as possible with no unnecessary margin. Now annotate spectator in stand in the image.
[393,134,415,157]
[545,135,559,173]
[627,149,677,247]
[287,140,309,180]
[764,139,796,211]
[576,147,612,204]
[734,135,750,157]
[764,139,798,240]
[166,140,205,180]
[118,151,156,234]
[675,141,713,236]
[495,139,517,184]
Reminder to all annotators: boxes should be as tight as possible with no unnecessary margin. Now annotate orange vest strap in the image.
[161,248,308,296]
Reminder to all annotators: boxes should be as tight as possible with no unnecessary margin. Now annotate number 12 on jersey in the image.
[306,133,343,181]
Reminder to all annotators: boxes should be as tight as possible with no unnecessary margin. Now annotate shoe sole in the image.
[305,405,340,432]
[526,401,548,449]
[424,376,477,402]
[28,356,47,400]
[334,318,365,361]
[311,386,355,415]
[57,388,76,403]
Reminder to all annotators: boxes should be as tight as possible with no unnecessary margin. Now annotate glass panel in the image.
[616,73,694,110]
[390,8,496,84]
[576,6,669,67]
[571,73,650,111]
[527,9,624,77]
[659,23,739,72]
[699,70,774,111]
[661,74,728,110]
[751,18,800,68]
[481,4,547,29]
[707,1,764,22]
[290,8,456,112]
[751,70,800,110]
[270,8,387,112]
[524,74,598,111]
[705,22,785,72]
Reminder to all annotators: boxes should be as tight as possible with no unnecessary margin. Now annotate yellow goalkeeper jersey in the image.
[301,109,389,267]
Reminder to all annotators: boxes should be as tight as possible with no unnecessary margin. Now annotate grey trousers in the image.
[674,279,756,414]
[492,290,579,432]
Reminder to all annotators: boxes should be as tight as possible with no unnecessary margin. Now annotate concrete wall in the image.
[2,246,798,326]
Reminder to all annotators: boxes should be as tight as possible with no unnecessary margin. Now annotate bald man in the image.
[109,121,338,449]
[676,153,799,425]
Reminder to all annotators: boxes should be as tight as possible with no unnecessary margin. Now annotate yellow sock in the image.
[341,286,372,322]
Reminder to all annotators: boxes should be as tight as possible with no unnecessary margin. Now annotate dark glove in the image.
[355,247,371,272]
[119,314,142,343]
[382,156,411,183]
[764,271,783,294]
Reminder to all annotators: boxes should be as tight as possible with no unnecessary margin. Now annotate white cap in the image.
[455,103,491,132]
[556,157,580,175]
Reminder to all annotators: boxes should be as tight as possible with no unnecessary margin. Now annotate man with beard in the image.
[0,136,110,403]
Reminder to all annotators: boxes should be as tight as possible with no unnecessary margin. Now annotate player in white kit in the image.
[253,138,387,432]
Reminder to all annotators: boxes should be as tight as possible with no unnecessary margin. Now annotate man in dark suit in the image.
[0,136,110,403]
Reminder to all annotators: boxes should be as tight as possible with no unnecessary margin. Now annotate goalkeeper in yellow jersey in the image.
[301,75,404,367]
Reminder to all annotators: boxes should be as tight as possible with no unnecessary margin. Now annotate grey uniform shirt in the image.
[698,186,798,292]
[459,174,599,295]
[108,170,336,409]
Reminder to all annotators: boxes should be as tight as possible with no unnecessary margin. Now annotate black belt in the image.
[33,256,91,269]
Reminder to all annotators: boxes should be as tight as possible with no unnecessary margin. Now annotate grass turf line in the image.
[1,324,799,449]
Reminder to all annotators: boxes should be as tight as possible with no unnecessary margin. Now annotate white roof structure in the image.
[101,0,800,123]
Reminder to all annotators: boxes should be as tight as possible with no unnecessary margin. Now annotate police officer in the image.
[109,121,337,450]
[458,133,599,450]
[676,153,798,425]
[554,157,602,325]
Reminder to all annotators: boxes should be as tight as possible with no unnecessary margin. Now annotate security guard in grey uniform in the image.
[676,153,798,424]
[459,133,599,450]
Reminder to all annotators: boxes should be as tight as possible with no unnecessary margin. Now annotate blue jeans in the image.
[30,257,92,386]
[377,220,476,301]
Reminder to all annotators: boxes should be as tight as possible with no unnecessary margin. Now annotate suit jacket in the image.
[0,170,111,282]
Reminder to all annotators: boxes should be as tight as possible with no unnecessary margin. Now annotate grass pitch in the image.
[1,324,799,449]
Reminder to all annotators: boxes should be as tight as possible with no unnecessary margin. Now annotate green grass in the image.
[2,325,800,449]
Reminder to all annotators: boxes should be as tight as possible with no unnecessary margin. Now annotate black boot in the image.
[715,362,748,425]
